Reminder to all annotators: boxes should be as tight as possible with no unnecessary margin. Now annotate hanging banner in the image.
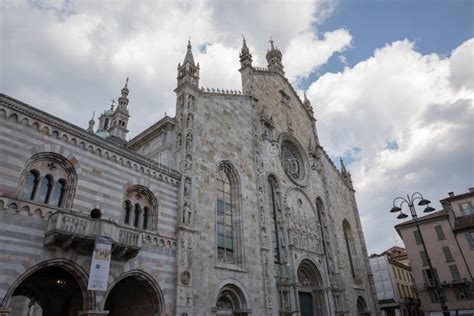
[87,236,113,291]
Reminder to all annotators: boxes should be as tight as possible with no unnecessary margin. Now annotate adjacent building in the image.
[0,38,379,316]
[370,246,422,316]
[395,189,474,316]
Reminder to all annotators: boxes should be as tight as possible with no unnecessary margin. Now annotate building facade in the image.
[370,247,422,316]
[395,189,474,316]
[0,38,378,316]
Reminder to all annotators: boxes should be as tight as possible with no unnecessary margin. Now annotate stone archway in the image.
[6,263,89,316]
[214,284,249,316]
[297,259,327,316]
[103,270,163,316]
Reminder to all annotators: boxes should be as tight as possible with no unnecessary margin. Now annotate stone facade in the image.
[0,38,378,315]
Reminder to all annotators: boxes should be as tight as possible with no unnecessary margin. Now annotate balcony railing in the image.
[454,214,474,231]
[424,277,471,288]
[44,210,142,259]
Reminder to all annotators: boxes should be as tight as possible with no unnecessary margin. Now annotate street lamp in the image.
[390,192,449,316]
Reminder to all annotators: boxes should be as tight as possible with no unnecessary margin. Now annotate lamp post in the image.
[390,192,449,316]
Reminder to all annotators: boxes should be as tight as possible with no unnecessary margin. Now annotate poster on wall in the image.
[87,236,113,291]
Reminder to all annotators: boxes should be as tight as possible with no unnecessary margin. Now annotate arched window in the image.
[122,186,158,231]
[50,178,66,207]
[268,176,281,263]
[124,201,132,225]
[217,168,233,263]
[104,118,109,129]
[18,153,77,208]
[20,170,40,200]
[133,204,141,228]
[36,174,53,204]
[216,162,242,265]
[143,207,149,230]
[343,219,358,279]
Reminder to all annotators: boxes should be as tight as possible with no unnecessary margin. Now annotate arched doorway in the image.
[103,272,163,316]
[215,284,249,316]
[357,296,370,316]
[297,259,326,316]
[9,266,83,316]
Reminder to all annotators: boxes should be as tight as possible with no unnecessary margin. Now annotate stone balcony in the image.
[44,210,142,259]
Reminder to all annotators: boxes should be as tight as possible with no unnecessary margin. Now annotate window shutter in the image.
[420,250,429,266]
[413,230,422,245]
[442,246,454,262]
[435,225,446,240]
[449,265,461,281]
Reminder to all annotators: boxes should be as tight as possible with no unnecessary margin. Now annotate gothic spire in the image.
[183,38,195,66]
[340,157,347,174]
[303,91,311,106]
[340,157,354,189]
[239,35,253,68]
[241,35,249,55]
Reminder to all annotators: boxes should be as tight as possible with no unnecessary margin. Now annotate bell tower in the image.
[176,40,200,89]
[109,78,130,141]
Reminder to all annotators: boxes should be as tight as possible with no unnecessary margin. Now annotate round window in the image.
[280,140,305,182]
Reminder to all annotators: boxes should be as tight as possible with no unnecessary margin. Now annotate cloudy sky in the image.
[1,0,473,254]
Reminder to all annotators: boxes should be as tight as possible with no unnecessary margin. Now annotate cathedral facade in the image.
[0,38,378,316]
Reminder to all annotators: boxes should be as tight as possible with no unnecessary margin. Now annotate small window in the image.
[91,209,101,219]
[435,225,446,240]
[413,230,422,245]
[442,246,454,262]
[50,179,67,207]
[455,285,472,300]
[429,289,441,303]
[133,204,141,228]
[36,174,54,204]
[459,202,474,216]
[449,264,461,281]
[420,250,429,266]
[124,201,132,225]
[143,207,149,230]
[423,268,439,286]
[466,231,474,250]
[21,170,40,200]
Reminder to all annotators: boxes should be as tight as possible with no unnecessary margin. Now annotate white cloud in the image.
[308,38,474,253]
[285,29,352,82]
[1,0,349,136]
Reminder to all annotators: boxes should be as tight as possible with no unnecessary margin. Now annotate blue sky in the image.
[301,0,474,90]
[313,0,474,171]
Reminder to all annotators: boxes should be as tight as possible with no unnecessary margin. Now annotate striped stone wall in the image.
[0,94,180,315]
